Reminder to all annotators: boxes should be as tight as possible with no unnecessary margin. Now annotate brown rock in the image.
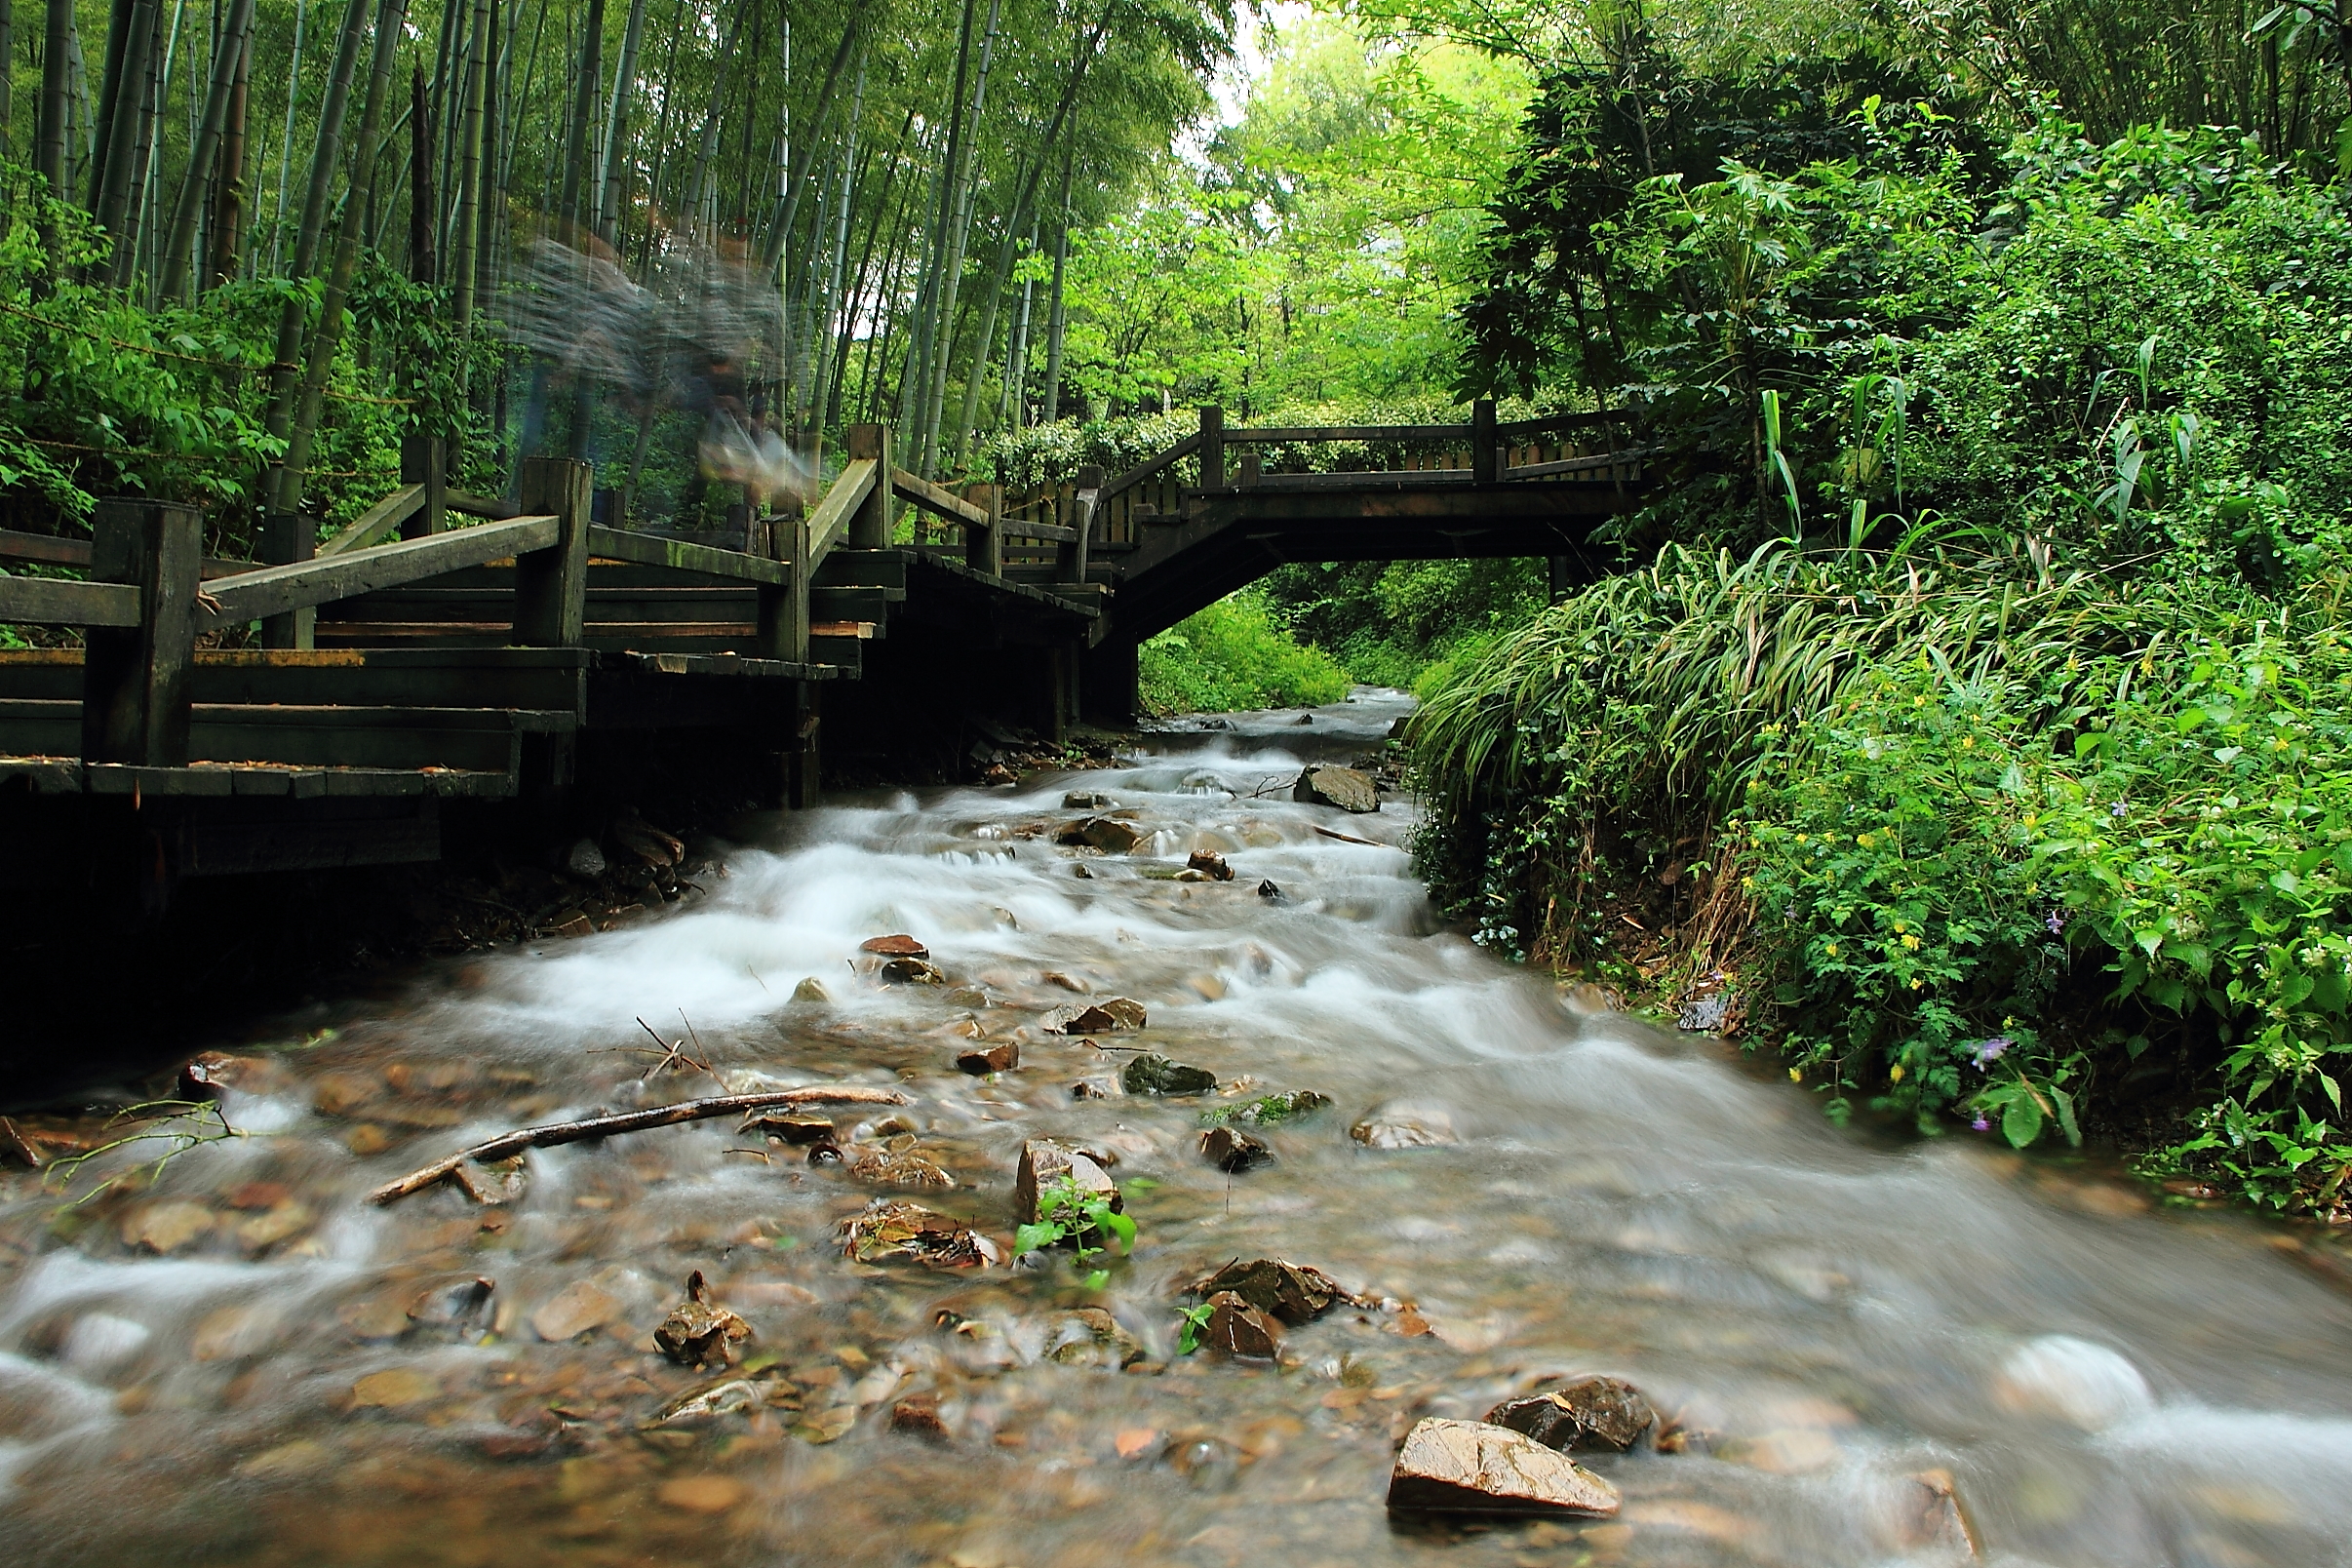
[1015,1140,1121,1225]
[847,1145,957,1189]
[1045,1307,1146,1368]
[231,1200,315,1251]
[957,1041,1020,1075]
[1187,850,1235,881]
[1050,997,1147,1034]
[1192,1258,1357,1325]
[656,1474,747,1513]
[176,1050,273,1100]
[1485,1376,1657,1453]
[1200,1291,1283,1359]
[841,1200,1000,1269]
[344,1123,394,1156]
[407,1276,496,1336]
[1200,1126,1271,1172]
[451,1157,527,1206]
[882,957,947,985]
[1351,1103,1458,1149]
[350,1368,441,1410]
[121,1200,214,1255]
[739,1112,837,1144]
[1293,764,1380,813]
[1057,816,1143,853]
[1897,1468,1980,1554]
[890,1392,951,1441]
[1387,1419,1622,1516]
[1042,971,1091,993]
[549,913,595,938]
[655,1271,754,1368]
[530,1278,624,1343]
[612,817,684,867]
[311,1071,381,1117]
[791,977,832,1003]
[1122,1052,1216,1095]
[1062,792,1115,808]
[861,933,930,959]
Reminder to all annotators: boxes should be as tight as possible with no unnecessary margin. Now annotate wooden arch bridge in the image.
[0,403,1643,885]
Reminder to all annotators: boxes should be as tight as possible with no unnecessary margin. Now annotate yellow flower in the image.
[1902,933,1922,950]
[1789,1066,1802,1082]
[1890,1063,1906,1082]
[1961,735,1977,749]
[1908,978,1924,990]
[1824,942,1840,958]
[1894,921,1907,934]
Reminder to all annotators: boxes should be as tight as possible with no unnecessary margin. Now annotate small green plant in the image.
[43,1100,242,1207]
[1198,1090,1332,1127]
[1174,1301,1216,1354]
[1014,1173,1137,1290]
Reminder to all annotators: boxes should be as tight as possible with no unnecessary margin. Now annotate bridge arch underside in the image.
[1102,478,1642,647]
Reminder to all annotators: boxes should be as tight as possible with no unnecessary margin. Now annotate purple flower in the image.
[2110,801,2128,819]
[1972,1036,2014,1070]
[1971,1115,1991,1131]
[2046,909,2065,935]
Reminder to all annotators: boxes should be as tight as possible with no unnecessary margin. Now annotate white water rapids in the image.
[3,687,2351,1567]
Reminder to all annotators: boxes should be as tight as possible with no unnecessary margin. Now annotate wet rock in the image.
[1897,1468,1980,1555]
[1991,1335,2152,1431]
[229,1199,314,1251]
[861,933,930,960]
[1676,992,1734,1033]
[612,817,684,867]
[1073,863,1094,879]
[548,911,596,938]
[407,1276,497,1337]
[1199,1292,1283,1359]
[451,1157,527,1206]
[655,1271,754,1368]
[1070,1077,1122,1101]
[657,1474,748,1513]
[1295,712,1314,725]
[1292,764,1379,813]
[121,1200,215,1254]
[1043,971,1091,993]
[191,1303,279,1362]
[739,1112,837,1145]
[345,1123,395,1156]
[1123,1053,1217,1096]
[792,977,832,1003]
[847,1145,957,1189]
[841,1200,1000,1269]
[1046,1308,1146,1368]
[350,1368,440,1410]
[1351,1103,1458,1149]
[1387,1419,1622,1516]
[530,1278,624,1343]
[982,763,1018,786]
[882,957,947,985]
[650,1369,792,1427]
[944,986,993,1008]
[1058,816,1143,853]
[337,1292,414,1341]
[1015,1140,1121,1224]
[176,1050,274,1100]
[957,1041,1020,1075]
[1559,982,1623,1016]
[1062,792,1115,809]
[1192,1259,1359,1325]
[1200,1126,1272,1172]
[1187,850,1235,881]
[0,1116,45,1168]
[62,1313,149,1371]
[566,838,607,878]
[1050,998,1147,1034]
[1257,879,1284,901]
[890,1392,952,1441]
[1212,1089,1332,1126]
[1485,1376,1657,1453]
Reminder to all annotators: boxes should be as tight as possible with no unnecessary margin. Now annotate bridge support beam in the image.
[1081,637,1140,725]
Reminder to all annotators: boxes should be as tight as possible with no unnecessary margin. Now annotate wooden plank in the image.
[201,515,559,626]
[1505,446,1660,478]
[1495,410,1623,440]
[585,524,791,585]
[1222,422,1470,444]
[804,458,878,566]
[1100,431,1200,501]
[1000,517,1079,542]
[0,574,142,626]
[0,756,85,793]
[849,426,895,548]
[446,489,520,519]
[85,500,202,764]
[319,485,425,558]
[515,458,593,647]
[890,467,989,527]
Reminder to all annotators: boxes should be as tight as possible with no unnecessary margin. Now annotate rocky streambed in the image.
[5,689,2352,1567]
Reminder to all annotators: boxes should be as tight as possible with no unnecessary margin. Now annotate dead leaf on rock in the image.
[350,1367,440,1409]
[121,1200,214,1255]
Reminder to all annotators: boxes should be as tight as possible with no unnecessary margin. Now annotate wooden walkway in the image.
[0,407,1643,883]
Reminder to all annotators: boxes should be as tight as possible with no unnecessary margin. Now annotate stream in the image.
[5,688,2352,1567]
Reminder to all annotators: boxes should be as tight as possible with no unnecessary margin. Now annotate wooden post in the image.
[964,482,1002,576]
[787,681,821,808]
[1059,463,1102,586]
[400,432,447,538]
[847,422,892,548]
[1199,405,1225,490]
[760,509,811,664]
[259,508,316,648]
[83,498,202,766]
[1238,450,1262,488]
[1472,398,1498,485]
[513,456,591,647]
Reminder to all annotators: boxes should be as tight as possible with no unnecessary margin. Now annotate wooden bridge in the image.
[0,404,1643,888]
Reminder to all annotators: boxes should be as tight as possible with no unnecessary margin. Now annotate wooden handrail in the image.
[585,524,789,585]
[0,574,142,626]
[1495,410,1627,440]
[1222,423,1470,444]
[198,513,558,627]
[319,485,425,557]
[891,467,988,528]
[1098,430,1200,501]
[804,458,878,568]
[446,489,520,520]
[1505,445,1661,479]
[0,527,251,580]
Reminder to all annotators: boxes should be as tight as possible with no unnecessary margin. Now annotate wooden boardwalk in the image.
[0,408,1643,885]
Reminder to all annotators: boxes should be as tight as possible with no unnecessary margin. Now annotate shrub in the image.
[1137,590,1353,716]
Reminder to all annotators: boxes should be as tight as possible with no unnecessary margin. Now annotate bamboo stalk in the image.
[157,0,255,299]
[204,18,250,288]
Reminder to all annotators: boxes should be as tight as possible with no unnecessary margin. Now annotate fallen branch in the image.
[1313,824,1380,846]
[366,1085,911,1205]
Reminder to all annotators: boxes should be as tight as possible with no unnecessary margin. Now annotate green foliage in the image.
[1198,1089,1332,1126]
[1138,588,1353,716]
[1014,1173,1138,1290]
[1175,1301,1217,1354]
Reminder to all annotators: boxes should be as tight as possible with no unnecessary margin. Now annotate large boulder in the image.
[1293,764,1379,813]
[1387,1419,1622,1516]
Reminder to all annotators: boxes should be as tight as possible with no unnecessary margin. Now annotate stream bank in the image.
[5,689,2352,1567]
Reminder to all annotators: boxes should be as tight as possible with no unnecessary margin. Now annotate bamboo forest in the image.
[9,0,2352,1563]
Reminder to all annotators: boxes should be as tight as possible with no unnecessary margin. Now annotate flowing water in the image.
[4,688,2352,1568]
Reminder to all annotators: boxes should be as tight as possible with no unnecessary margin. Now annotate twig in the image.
[366,1085,911,1205]
[1313,824,1380,846]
